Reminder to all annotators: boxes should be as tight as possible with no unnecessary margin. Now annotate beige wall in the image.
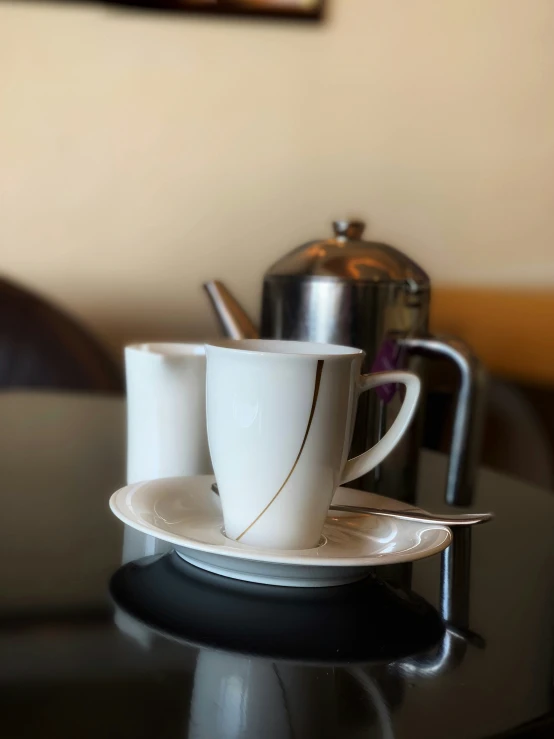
[1,0,553,351]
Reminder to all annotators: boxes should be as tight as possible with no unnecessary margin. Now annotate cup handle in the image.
[340,371,421,485]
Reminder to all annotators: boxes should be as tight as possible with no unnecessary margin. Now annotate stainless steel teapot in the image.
[204,220,485,506]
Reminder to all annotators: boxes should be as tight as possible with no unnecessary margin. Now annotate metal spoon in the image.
[327,504,492,527]
[210,484,492,527]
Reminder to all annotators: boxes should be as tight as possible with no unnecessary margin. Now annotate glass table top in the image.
[1,394,553,738]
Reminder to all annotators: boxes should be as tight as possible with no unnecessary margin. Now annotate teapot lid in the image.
[266,220,429,289]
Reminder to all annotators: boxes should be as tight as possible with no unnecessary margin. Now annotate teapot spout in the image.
[203,280,259,340]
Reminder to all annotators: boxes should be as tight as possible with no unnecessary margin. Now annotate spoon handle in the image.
[329,504,493,527]
[210,483,492,527]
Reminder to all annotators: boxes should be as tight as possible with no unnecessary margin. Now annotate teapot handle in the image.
[399,336,487,506]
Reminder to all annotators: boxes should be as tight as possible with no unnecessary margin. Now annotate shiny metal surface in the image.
[203,280,258,340]
[399,336,488,506]
[204,220,486,508]
[265,219,430,284]
[328,504,492,526]
[398,528,483,679]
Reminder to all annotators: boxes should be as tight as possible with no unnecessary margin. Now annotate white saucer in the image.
[109,476,452,588]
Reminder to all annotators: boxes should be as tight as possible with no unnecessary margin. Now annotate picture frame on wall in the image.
[104,0,324,21]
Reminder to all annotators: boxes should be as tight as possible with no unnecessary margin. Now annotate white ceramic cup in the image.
[125,343,212,484]
[205,339,421,550]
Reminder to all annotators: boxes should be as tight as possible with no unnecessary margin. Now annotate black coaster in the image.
[110,552,444,664]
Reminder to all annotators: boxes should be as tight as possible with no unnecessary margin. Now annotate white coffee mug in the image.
[125,343,212,484]
[205,339,421,550]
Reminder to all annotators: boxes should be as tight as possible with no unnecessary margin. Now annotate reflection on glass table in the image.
[0,392,553,738]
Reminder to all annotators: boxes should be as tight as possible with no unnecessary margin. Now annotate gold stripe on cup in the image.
[235,359,324,543]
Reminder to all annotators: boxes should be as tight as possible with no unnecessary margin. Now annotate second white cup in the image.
[125,343,212,484]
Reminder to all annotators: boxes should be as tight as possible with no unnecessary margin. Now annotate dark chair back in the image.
[0,277,123,392]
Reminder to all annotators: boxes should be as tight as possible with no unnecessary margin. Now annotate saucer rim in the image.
[109,476,452,568]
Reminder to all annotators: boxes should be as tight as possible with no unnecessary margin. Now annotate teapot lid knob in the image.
[332,220,366,240]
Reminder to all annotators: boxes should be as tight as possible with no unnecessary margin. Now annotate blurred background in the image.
[0,0,553,487]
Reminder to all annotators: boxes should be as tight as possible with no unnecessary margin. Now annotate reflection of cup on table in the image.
[123,343,212,562]
[206,339,420,550]
[190,651,337,739]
